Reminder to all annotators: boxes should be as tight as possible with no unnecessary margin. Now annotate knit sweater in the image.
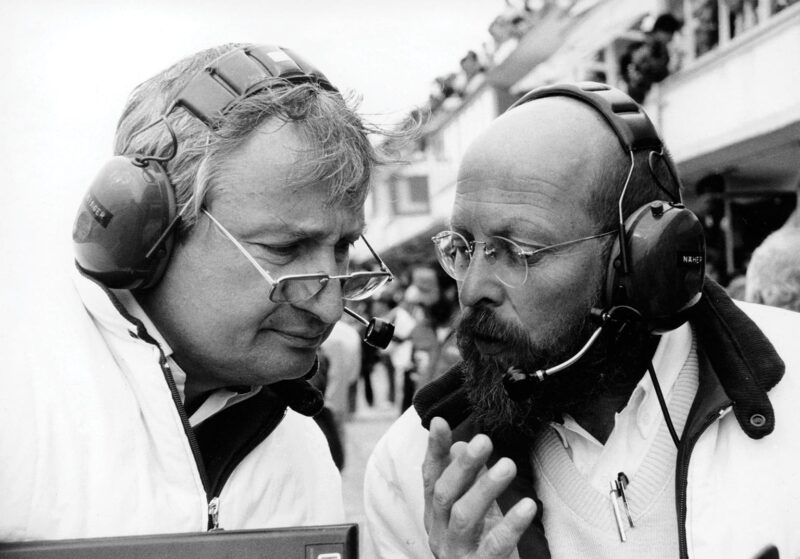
[533,336,699,557]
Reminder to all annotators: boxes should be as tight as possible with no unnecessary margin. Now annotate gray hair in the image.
[114,43,384,234]
[745,226,800,312]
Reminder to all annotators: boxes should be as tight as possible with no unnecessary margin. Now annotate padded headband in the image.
[509,82,663,153]
[169,45,337,128]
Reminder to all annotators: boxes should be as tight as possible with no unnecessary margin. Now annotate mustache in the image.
[456,306,538,438]
[457,306,525,343]
[455,306,533,362]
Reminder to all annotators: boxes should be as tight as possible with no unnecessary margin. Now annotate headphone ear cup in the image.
[606,202,706,333]
[72,156,177,290]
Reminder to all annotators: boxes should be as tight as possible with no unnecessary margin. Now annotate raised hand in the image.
[422,416,537,558]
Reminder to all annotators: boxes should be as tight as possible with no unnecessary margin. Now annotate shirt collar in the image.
[112,289,262,426]
[633,322,692,438]
[112,289,174,357]
[111,289,188,396]
[555,322,693,445]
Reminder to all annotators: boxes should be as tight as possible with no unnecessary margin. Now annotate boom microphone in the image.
[343,306,395,349]
[502,306,641,401]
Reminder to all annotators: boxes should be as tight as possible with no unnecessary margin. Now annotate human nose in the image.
[292,255,345,324]
[304,278,345,324]
[456,244,505,309]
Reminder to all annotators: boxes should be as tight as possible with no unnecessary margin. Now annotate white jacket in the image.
[0,266,343,541]
[364,301,800,559]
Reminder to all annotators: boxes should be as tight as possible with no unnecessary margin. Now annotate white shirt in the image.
[550,323,693,493]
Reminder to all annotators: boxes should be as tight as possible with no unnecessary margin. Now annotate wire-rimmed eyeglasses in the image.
[431,230,615,288]
[204,209,393,303]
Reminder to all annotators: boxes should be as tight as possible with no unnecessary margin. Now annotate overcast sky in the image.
[1,0,507,266]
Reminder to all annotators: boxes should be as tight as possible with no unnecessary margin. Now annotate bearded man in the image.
[363,83,800,559]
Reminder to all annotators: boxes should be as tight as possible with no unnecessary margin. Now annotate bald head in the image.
[457,97,627,223]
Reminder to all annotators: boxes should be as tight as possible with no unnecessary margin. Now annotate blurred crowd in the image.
[313,262,461,469]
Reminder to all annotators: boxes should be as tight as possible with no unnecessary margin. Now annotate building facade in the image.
[367,0,800,284]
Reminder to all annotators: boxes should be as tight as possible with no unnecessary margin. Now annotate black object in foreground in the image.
[0,524,358,559]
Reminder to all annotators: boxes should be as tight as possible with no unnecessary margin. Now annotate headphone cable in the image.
[646,360,681,448]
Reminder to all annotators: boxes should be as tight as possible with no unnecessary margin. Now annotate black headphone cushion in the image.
[606,201,706,333]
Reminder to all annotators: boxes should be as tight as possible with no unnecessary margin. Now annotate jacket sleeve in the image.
[364,407,434,559]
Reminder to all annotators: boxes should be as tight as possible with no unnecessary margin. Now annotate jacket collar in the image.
[685,278,784,440]
[72,263,145,339]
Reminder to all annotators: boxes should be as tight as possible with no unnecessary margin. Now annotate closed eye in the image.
[251,242,299,265]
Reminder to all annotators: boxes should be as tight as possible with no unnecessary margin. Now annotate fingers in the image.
[424,417,452,478]
[432,435,494,532]
[428,447,531,558]
[423,417,452,531]
[477,498,538,558]
[421,418,536,558]
[449,457,517,534]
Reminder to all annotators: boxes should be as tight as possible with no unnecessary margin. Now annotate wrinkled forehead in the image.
[453,99,619,237]
[459,98,617,188]
[206,122,366,239]
[457,98,625,195]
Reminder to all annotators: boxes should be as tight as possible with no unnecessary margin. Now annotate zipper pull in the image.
[208,497,222,531]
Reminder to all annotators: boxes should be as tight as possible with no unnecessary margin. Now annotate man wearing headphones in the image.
[364,83,800,558]
[0,43,395,540]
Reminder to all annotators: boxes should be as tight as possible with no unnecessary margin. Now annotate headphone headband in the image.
[509,81,663,153]
[170,45,337,128]
[74,44,338,290]
[506,81,704,333]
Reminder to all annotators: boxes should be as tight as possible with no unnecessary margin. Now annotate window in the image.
[389,175,430,215]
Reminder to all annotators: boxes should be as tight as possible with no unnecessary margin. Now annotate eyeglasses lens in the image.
[433,232,528,288]
[493,237,528,287]
[433,232,468,279]
[271,277,328,304]
[342,273,390,301]
[271,273,390,303]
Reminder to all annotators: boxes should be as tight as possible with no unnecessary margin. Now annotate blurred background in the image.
[3,0,799,554]
[0,0,505,273]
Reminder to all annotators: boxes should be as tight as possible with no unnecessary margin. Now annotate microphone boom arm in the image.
[532,325,605,381]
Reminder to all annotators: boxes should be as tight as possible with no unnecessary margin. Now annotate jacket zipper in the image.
[157,353,219,531]
[676,406,729,559]
[94,280,220,531]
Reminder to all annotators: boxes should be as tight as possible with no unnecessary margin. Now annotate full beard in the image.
[457,295,649,444]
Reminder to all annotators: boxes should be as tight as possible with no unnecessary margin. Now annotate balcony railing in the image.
[682,0,799,62]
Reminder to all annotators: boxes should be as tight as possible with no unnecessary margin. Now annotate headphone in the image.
[508,82,705,334]
[72,45,396,351]
[72,45,336,290]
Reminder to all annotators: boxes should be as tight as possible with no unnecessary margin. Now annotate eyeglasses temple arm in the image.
[361,235,394,276]
[203,210,278,287]
[522,231,616,257]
